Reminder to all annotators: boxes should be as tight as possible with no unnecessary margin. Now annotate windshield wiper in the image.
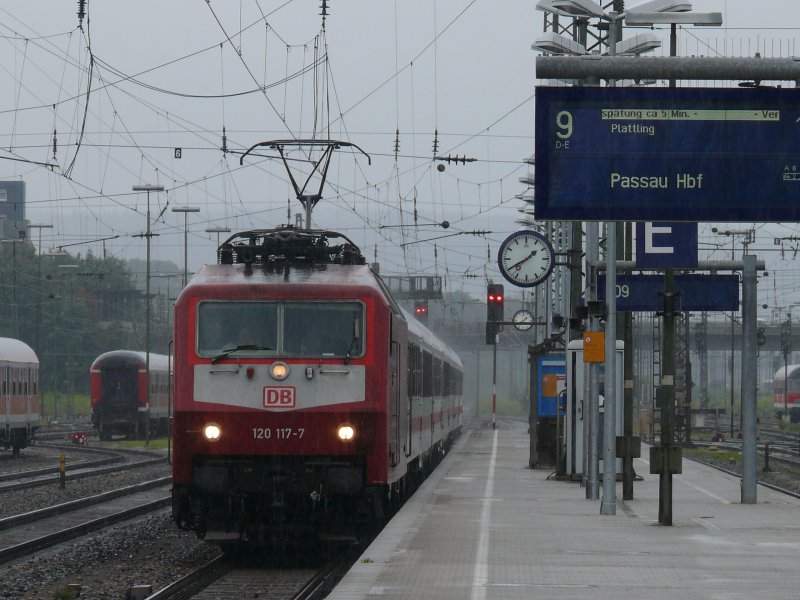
[211,344,272,364]
[345,336,360,364]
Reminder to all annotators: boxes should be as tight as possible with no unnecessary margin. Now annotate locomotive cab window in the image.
[198,301,278,356]
[197,300,364,359]
[283,302,363,358]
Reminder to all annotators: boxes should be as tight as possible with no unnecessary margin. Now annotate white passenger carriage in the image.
[0,337,40,455]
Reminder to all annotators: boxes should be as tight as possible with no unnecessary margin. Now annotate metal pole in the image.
[623,222,635,501]
[535,56,800,83]
[601,221,617,516]
[182,213,188,288]
[741,255,757,503]
[730,241,735,437]
[145,192,151,446]
[173,207,200,288]
[587,221,599,501]
[134,184,164,447]
[659,270,676,526]
[492,335,497,430]
[602,24,620,513]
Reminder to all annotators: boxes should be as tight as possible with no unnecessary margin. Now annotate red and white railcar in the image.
[171,229,463,545]
[0,337,40,455]
[774,363,800,422]
[89,350,171,440]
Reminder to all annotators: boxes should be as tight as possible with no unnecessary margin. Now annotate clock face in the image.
[497,230,555,288]
[513,309,534,331]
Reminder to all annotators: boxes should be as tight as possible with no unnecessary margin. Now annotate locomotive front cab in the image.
[172,278,390,546]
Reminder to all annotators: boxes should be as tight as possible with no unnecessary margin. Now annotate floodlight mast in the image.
[239,139,370,230]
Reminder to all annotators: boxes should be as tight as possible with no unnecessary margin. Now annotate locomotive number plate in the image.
[252,427,305,440]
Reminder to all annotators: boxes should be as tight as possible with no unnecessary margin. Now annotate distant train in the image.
[171,228,463,548]
[89,350,171,440]
[774,364,800,422]
[0,337,40,455]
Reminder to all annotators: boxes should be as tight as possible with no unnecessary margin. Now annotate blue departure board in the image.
[534,86,800,222]
[597,274,739,312]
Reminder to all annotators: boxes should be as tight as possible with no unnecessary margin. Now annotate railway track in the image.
[0,481,171,566]
[145,550,358,600]
[0,443,166,492]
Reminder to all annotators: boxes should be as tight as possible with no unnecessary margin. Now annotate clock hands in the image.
[508,249,537,271]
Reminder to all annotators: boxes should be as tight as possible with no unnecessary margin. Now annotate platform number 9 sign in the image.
[555,111,572,149]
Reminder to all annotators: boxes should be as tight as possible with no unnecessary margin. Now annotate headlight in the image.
[203,423,222,442]
[270,361,289,381]
[337,425,355,441]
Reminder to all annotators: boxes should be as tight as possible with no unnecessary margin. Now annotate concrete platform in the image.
[329,418,800,599]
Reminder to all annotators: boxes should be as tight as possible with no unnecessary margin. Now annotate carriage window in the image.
[197,301,279,357]
[283,302,364,358]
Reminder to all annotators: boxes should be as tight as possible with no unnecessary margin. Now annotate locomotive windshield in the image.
[197,300,364,359]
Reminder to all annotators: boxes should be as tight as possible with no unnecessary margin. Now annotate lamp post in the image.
[28,223,53,417]
[132,184,165,446]
[171,206,200,288]
[205,226,231,264]
[205,226,231,247]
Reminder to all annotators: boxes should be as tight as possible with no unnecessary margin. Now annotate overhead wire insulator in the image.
[52,130,57,160]
[77,0,86,29]
[394,128,400,161]
[432,129,439,156]
[319,0,329,30]
[434,154,477,165]
[221,126,228,154]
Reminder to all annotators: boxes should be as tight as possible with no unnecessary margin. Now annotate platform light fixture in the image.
[535,0,579,17]
[549,0,608,19]
[625,11,722,26]
[615,32,661,55]
[628,0,692,12]
[533,32,588,55]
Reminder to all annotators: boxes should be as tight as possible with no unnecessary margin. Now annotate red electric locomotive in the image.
[171,228,463,546]
[89,350,171,440]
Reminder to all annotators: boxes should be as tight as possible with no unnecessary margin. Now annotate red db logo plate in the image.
[263,386,296,408]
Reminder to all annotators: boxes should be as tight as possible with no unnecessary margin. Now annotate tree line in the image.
[0,240,176,398]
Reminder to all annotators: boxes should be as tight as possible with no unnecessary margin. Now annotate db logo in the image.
[263,386,296,409]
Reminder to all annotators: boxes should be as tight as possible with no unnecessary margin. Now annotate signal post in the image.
[486,284,504,430]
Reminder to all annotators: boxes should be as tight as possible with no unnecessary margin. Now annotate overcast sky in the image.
[2,1,800,312]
